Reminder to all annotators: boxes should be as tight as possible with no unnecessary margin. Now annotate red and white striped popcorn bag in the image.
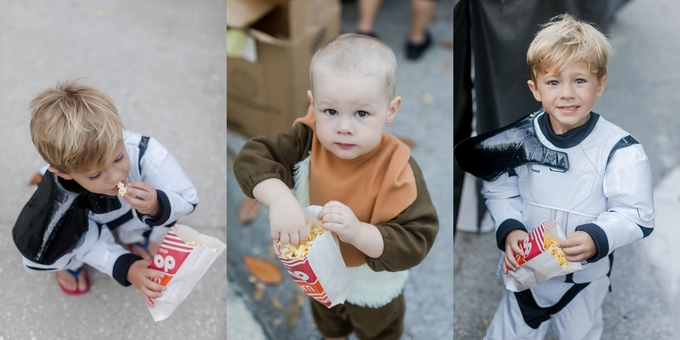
[147,224,226,321]
[505,221,582,292]
[273,205,352,308]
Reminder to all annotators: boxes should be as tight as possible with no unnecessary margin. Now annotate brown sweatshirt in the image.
[233,123,439,272]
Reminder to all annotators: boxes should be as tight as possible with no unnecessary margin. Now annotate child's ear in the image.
[47,166,73,180]
[527,80,542,102]
[596,75,607,97]
[385,96,402,124]
[307,90,314,105]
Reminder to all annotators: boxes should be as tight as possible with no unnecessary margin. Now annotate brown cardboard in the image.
[227,0,341,138]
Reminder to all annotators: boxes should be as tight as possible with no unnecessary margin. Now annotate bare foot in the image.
[56,269,88,293]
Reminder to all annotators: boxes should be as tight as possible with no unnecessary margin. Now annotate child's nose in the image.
[337,117,353,134]
[560,84,575,98]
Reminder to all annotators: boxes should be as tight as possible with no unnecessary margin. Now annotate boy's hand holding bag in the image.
[273,205,352,308]
[505,221,582,292]
[147,224,226,321]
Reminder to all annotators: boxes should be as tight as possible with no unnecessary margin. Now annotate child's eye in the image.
[355,111,369,118]
[574,79,586,84]
[547,80,559,86]
[89,173,102,180]
[114,154,125,163]
[324,109,338,116]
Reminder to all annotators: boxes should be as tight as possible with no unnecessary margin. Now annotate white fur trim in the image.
[345,264,409,308]
[292,155,311,207]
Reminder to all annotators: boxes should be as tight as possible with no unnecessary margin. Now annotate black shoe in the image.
[406,32,432,60]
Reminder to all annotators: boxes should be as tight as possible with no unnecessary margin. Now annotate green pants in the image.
[310,293,405,340]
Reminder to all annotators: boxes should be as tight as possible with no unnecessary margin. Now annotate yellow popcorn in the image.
[278,221,325,260]
[117,182,127,197]
[544,234,568,270]
[186,241,219,255]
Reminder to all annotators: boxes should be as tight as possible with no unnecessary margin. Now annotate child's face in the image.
[528,61,607,135]
[51,140,131,196]
[308,73,401,160]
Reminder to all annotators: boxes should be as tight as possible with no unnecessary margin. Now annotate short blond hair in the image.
[527,13,611,82]
[29,79,124,174]
[310,33,397,102]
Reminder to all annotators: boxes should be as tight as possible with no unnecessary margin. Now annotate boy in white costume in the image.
[455,14,654,339]
[13,80,199,307]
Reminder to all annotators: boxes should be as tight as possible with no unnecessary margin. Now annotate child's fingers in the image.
[278,233,290,245]
[289,232,300,246]
[141,294,154,308]
[510,240,524,257]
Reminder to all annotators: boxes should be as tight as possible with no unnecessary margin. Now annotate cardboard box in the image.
[227,0,341,138]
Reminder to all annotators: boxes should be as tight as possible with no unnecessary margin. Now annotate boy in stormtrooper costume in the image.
[13,80,198,307]
[455,14,654,339]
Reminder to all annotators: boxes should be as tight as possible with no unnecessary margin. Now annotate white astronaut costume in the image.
[12,130,199,287]
[458,111,654,339]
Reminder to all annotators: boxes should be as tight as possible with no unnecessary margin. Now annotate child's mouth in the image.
[559,106,579,113]
[336,143,355,150]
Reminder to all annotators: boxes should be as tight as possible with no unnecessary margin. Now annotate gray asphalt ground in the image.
[226,0,454,339]
[454,0,680,339]
[0,1,227,339]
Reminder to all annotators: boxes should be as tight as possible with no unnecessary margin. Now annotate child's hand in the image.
[127,259,165,308]
[318,201,361,244]
[268,196,308,245]
[131,240,160,261]
[123,182,160,218]
[559,231,596,262]
[503,230,528,274]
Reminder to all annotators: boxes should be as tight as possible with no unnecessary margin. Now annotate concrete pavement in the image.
[455,0,680,338]
[226,0,454,338]
[0,1,226,338]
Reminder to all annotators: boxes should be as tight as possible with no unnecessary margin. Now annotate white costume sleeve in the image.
[584,144,654,258]
[482,171,527,249]
[136,137,199,232]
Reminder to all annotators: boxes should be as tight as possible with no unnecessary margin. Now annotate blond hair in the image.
[310,33,397,102]
[29,79,124,174]
[527,13,611,82]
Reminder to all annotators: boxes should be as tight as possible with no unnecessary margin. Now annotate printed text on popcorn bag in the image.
[150,231,192,286]
[279,256,331,307]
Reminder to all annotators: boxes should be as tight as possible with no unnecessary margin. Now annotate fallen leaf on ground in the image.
[29,172,41,185]
[243,255,283,284]
[481,318,490,329]
[284,298,301,331]
[237,197,260,224]
[253,282,266,301]
[422,94,433,105]
[271,297,283,312]
[270,318,282,328]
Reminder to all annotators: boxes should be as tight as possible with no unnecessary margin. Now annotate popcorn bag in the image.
[147,224,226,321]
[505,221,582,292]
[273,206,352,308]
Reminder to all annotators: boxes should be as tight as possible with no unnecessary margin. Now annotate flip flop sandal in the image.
[57,266,91,295]
[127,237,150,256]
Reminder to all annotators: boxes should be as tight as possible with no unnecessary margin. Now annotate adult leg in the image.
[408,0,437,44]
[356,0,384,35]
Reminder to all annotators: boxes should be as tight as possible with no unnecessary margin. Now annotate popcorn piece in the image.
[117,182,127,197]
[544,234,568,270]
[277,221,326,260]
[186,241,219,255]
